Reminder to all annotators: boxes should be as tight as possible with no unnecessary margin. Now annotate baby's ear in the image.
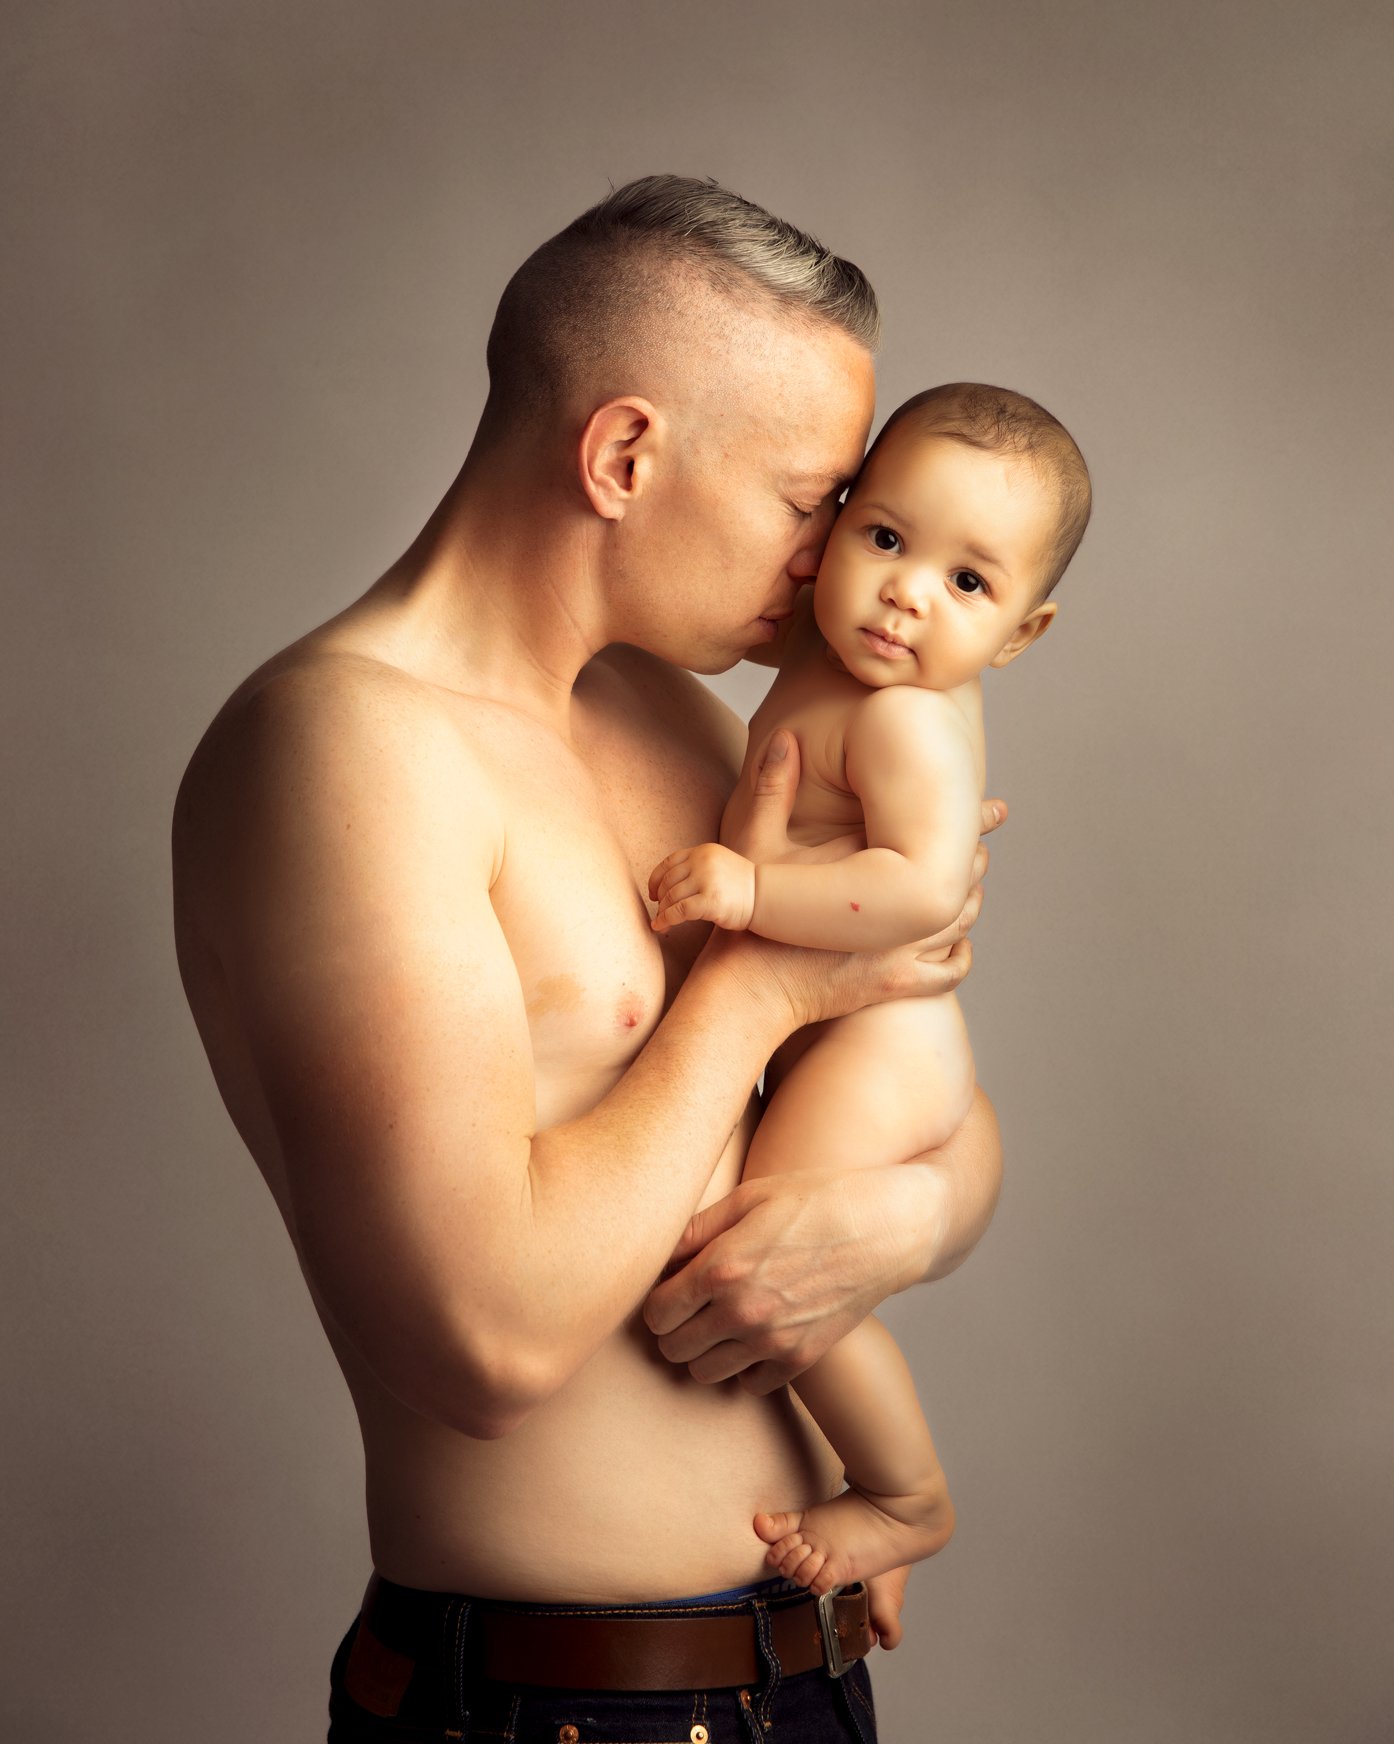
[989,602,1057,669]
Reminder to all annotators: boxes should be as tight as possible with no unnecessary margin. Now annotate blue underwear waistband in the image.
[625,1575,800,1608]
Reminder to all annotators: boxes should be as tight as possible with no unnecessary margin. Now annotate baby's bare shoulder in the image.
[844,684,977,789]
[851,682,972,742]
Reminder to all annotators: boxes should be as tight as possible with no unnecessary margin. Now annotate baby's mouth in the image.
[859,625,913,659]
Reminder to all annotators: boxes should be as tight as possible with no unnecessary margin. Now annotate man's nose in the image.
[788,503,838,580]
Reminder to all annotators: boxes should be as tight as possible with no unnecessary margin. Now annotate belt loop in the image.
[445,1595,474,1739]
[750,1596,782,1736]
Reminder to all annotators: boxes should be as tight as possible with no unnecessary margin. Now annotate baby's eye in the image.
[869,526,901,553]
[951,570,987,595]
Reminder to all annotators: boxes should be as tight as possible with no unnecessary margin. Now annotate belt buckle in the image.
[816,1586,851,1678]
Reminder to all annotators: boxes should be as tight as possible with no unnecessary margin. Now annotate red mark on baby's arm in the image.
[850,901,861,912]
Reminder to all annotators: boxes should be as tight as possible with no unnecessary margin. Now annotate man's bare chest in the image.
[472,687,734,1124]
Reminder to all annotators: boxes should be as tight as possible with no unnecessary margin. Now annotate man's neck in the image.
[356,445,617,729]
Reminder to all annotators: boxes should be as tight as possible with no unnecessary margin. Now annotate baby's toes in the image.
[771,1537,812,1579]
[806,1554,837,1597]
[754,1509,803,1544]
[784,1544,826,1589]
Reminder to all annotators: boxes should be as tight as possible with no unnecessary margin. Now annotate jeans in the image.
[326,1573,878,1743]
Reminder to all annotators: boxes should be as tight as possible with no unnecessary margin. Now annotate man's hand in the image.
[644,1165,921,1392]
[649,842,757,933]
[643,1090,1003,1390]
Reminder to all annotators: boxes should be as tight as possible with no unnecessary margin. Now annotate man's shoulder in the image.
[174,643,498,871]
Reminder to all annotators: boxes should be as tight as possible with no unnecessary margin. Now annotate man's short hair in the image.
[871,383,1092,596]
[485,174,880,426]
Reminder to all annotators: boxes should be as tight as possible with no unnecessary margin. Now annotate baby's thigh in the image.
[746,996,975,1181]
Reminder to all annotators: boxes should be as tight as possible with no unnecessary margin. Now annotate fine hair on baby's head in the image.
[868,382,1091,598]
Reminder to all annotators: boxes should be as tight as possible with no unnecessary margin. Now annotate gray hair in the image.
[484,174,879,425]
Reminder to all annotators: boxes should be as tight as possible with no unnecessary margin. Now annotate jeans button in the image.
[558,1728,579,1743]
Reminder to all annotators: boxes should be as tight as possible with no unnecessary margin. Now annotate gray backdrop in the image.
[5,3,1391,1740]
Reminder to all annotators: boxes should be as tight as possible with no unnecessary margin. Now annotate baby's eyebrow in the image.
[858,500,916,530]
[962,542,1008,576]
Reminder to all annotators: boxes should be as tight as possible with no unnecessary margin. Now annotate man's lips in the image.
[859,625,913,659]
[754,607,794,639]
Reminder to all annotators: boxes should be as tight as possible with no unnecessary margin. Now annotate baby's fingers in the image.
[647,849,690,901]
[652,891,710,933]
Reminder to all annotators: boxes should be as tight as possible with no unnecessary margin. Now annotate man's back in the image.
[173,604,842,1600]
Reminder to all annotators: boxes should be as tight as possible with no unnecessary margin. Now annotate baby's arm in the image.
[650,687,982,949]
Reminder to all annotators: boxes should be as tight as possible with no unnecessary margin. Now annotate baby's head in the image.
[814,382,1091,692]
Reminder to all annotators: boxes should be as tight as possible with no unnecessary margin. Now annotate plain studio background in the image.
[4,3,1390,1740]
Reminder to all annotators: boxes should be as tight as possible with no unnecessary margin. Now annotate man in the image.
[173,175,1004,1741]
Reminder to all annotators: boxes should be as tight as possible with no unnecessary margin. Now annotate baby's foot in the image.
[753,1482,954,1596]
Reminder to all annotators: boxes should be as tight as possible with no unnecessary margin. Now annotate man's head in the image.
[484,174,880,432]
[814,384,1092,692]
[476,176,880,671]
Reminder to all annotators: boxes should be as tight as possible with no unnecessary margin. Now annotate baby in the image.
[648,382,1091,1594]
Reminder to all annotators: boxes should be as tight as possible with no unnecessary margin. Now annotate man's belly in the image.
[343,1310,843,1602]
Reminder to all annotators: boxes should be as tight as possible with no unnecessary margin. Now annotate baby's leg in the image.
[755,1318,954,1595]
[746,999,971,1594]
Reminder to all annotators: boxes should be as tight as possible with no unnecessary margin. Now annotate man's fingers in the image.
[916,935,971,994]
[980,797,1007,834]
[736,1358,797,1395]
[750,728,798,797]
[955,882,984,938]
[684,1339,759,1385]
[663,1190,750,1273]
[942,935,972,987]
[645,1227,729,1332]
[736,729,802,861]
[644,1246,716,1338]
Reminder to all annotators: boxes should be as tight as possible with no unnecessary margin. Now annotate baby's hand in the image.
[648,843,757,934]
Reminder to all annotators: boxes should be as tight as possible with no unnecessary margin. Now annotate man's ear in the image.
[989,601,1057,669]
[577,397,660,521]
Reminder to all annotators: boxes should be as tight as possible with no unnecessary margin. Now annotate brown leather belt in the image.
[353,1573,874,1697]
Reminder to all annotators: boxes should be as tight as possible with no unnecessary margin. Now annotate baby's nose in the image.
[881,573,929,614]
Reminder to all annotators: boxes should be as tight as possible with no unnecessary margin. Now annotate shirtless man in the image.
[173,176,1005,1742]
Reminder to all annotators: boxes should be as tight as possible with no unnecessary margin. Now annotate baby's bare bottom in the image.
[744,995,973,1594]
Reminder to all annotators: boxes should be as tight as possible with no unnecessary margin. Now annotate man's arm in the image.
[187,667,972,1438]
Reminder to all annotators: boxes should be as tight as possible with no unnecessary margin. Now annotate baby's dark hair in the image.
[869,383,1091,596]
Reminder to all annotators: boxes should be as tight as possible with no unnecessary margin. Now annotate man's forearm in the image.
[467,948,793,1419]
